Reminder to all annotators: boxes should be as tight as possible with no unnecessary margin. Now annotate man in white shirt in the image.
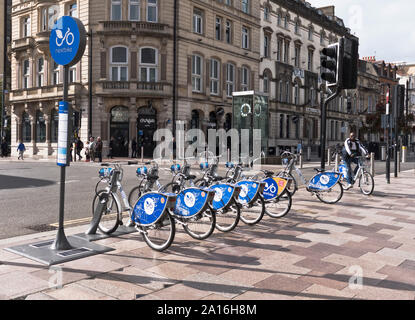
[342,132,368,190]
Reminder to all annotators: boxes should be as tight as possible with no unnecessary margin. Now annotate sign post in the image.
[49,16,86,250]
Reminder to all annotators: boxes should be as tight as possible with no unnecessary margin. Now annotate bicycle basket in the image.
[99,168,113,178]
[136,167,148,176]
[171,164,181,173]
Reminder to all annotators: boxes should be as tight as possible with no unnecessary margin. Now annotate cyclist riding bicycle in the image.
[342,132,368,190]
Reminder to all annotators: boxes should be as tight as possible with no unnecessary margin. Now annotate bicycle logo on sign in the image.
[55,28,75,47]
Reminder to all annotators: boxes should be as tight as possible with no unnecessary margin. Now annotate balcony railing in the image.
[10,84,82,101]
[97,81,171,96]
[98,21,169,36]
[12,37,35,50]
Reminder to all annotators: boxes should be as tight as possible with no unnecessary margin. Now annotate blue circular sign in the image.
[49,16,86,66]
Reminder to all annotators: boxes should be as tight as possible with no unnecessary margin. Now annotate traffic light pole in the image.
[386,85,391,184]
[320,87,342,171]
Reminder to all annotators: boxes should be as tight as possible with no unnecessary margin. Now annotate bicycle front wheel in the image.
[215,198,240,233]
[128,185,144,208]
[359,171,374,195]
[92,190,121,234]
[265,191,292,218]
[239,195,265,225]
[141,212,176,252]
[315,182,343,204]
[183,208,216,240]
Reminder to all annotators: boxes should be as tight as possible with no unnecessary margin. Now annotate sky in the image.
[308,0,415,63]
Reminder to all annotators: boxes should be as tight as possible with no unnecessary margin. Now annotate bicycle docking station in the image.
[5,16,114,266]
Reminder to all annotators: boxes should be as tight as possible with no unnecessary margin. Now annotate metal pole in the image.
[172,0,178,160]
[51,65,72,251]
[88,30,93,138]
[370,152,375,177]
[386,85,391,184]
[1,0,8,140]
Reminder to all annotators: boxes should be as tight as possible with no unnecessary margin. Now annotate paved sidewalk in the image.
[0,169,414,300]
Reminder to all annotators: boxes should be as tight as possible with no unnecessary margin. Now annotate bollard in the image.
[402,146,407,163]
[398,151,401,172]
[335,153,340,172]
[141,146,144,163]
[327,148,332,166]
[307,147,311,161]
[370,152,375,177]
[300,152,304,169]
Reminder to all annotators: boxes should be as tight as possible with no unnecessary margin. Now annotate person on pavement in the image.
[131,137,137,158]
[342,132,368,190]
[76,138,84,161]
[17,141,26,160]
[1,138,8,157]
[95,137,103,163]
[89,137,96,162]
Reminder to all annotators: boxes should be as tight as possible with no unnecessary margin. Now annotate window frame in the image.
[110,46,129,82]
[210,58,220,95]
[192,54,203,93]
[139,47,158,82]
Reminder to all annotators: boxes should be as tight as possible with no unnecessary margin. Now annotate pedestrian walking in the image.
[1,138,8,157]
[131,137,137,158]
[85,140,90,162]
[108,136,115,159]
[17,141,26,160]
[95,137,103,163]
[89,137,96,162]
[342,132,368,190]
[76,138,84,161]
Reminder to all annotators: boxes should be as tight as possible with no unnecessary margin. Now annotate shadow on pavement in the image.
[0,175,56,190]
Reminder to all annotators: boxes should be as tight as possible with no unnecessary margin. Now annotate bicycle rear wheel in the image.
[265,191,292,218]
[183,208,216,240]
[128,185,144,208]
[215,198,240,233]
[359,171,374,195]
[141,212,176,252]
[315,182,343,204]
[239,196,265,225]
[92,190,121,234]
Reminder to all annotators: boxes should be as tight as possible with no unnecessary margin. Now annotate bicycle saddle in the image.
[314,168,325,173]
[185,175,197,180]
[147,174,159,181]
[212,176,225,182]
[263,170,274,177]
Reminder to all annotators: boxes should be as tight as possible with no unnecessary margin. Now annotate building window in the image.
[68,3,78,17]
[241,67,249,91]
[276,13,281,26]
[210,59,220,95]
[294,83,299,105]
[277,38,283,61]
[110,46,128,81]
[279,114,284,138]
[285,81,290,103]
[263,73,269,94]
[36,111,46,143]
[263,34,270,58]
[286,115,290,138]
[264,6,270,21]
[242,26,249,49]
[308,26,313,41]
[140,47,158,82]
[22,112,31,143]
[41,8,47,31]
[294,46,300,67]
[48,6,59,30]
[215,17,222,41]
[308,49,314,71]
[225,20,232,44]
[69,66,77,83]
[278,80,283,102]
[129,0,140,21]
[192,55,203,92]
[22,16,30,37]
[193,8,203,34]
[284,15,289,29]
[294,21,299,34]
[53,61,60,85]
[320,32,325,45]
[22,60,30,89]
[111,0,122,21]
[37,57,44,87]
[226,63,235,97]
[283,40,289,63]
[147,0,158,22]
[241,0,249,14]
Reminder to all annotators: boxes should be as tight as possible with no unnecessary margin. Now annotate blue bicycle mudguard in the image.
[262,177,288,201]
[132,192,176,227]
[173,188,215,218]
[211,184,240,211]
[308,172,341,191]
[236,181,266,205]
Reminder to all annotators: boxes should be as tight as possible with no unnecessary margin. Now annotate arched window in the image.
[139,47,158,82]
[110,46,128,81]
[51,109,59,143]
[22,112,31,142]
[36,110,46,143]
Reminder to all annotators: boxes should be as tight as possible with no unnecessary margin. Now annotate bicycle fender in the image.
[133,193,175,227]
[262,177,288,201]
[211,184,239,211]
[173,188,215,218]
[236,181,265,205]
[308,172,341,192]
[85,193,109,235]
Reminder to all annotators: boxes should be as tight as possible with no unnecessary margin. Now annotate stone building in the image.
[8,0,260,158]
[259,0,359,156]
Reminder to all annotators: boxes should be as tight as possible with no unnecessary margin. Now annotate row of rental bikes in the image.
[88,151,375,252]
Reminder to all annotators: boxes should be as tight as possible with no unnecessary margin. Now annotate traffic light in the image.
[393,84,405,119]
[321,42,342,88]
[342,37,359,89]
